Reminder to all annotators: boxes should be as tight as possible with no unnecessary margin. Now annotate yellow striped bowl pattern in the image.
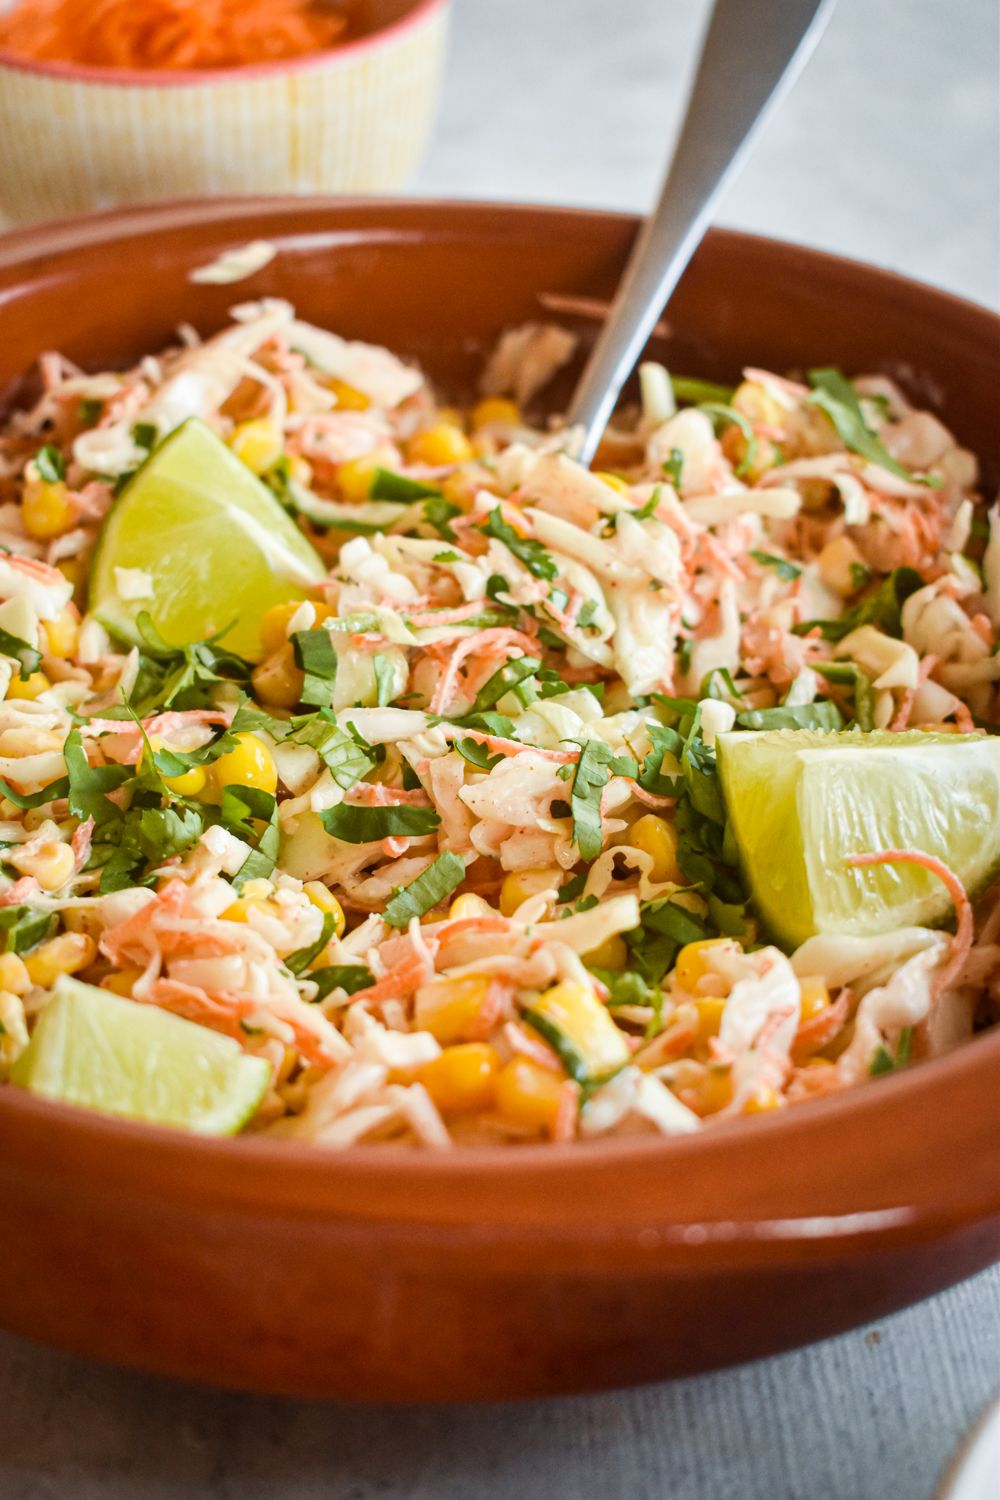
[0,1,449,225]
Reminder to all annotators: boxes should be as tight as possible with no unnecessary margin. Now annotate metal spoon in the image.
[565,0,837,463]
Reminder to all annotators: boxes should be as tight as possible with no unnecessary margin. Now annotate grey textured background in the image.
[1,0,999,1496]
[417,0,1000,309]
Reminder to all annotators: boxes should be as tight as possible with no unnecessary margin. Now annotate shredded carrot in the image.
[845,849,973,992]
[0,0,354,71]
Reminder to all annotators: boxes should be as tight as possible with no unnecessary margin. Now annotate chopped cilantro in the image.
[285,912,336,976]
[807,369,929,484]
[812,662,875,730]
[0,627,43,682]
[557,872,587,902]
[292,629,337,708]
[736,701,843,732]
[750,549,802,581]
[309,964,374,999]
[670,376,734,405]
[454,738,503,772]
[662,449,684,488]
[422,496,462,540]
[793,566,923,643]
[624,897,713,984]
[591,968,663,1011]
[125,612,253,716]
[34,444,65,484]
[383,851,466,927]
[633,484,663,521]
[370,469,442,503]
[0,904,55,954]
[468,656,540,715]
[870,1026,913,1076]
[701,667,744,703]
[318,804,441,844]
[372,655,396,707]
[568,740,636,861]
[699,403,758,478]
[481,507,558,581]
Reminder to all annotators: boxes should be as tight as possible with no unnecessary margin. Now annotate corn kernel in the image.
[6,671,51,702]
[12,840,75,891]
[229,419,284,476]
[531,980,630,1073]
[583,933,629,970]
[471,398,520,430]
[798,976,830,1022]
[817,535,867,598]
[201,732,277,803]
[440,470,485,511]
[447,892,493,921]
[328,379,370,411]
[407,423,474,467]
[42,605,79,660]
[674,938,737,995]
[721,424,779,483]
[162,763,208,797]
[259,601,304,656]
[22,477,74,539]
[221,897,276,924]
[418,1043,500,1114]
[304,881,346,939]
[251,646,304,710]
[101,967,144,997]
[731,380,783,427]
[285,453,313,488]
[414,974,492,1045]
[695,996,727,1041]
[495,1057,565,1132]
[743,1084,782,1115]
[25,931,96,987]
[57,558,82,594]
[0,952,31,996]
[0,988,28,1066]
[499,868,563,917]
[692,1066,733,1116]
[595,471,632,497]
[337,449,395,503]
[630,813,683,884]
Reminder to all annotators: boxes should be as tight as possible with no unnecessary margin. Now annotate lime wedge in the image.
[11,975,271,1134]
[716,729,1000,950]
[89,418,326,660]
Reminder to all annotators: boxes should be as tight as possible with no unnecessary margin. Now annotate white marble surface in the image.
[2,1,999,1497]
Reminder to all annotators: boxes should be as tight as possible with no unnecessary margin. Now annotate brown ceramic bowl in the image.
[0,199,998,1403]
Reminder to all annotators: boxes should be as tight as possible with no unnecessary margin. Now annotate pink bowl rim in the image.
[0,0,447,88]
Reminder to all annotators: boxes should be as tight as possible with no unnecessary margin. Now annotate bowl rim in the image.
[0,196,998,1252]
[0,0,447,89]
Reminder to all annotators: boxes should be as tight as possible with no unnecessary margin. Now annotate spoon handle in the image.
[566,0,836,463]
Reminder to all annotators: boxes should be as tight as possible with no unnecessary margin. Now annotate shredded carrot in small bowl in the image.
[0,0,355,71]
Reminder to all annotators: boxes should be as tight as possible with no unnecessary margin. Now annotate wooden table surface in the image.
[1,0,997,1495]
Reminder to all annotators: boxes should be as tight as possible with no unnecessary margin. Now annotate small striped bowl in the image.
[0,0,449,225]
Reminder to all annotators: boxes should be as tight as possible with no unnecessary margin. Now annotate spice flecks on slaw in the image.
[0,300,997,1147]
